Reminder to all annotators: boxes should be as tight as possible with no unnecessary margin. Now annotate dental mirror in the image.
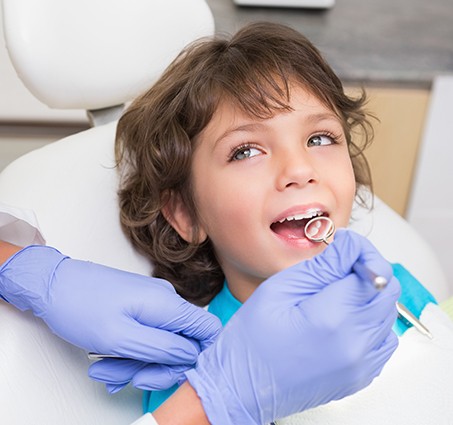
[304,216,387,290]
[304,216,335,244]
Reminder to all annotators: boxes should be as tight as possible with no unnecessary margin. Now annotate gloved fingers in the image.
[135,296,222,351]
[90,359,189,392]
[88,358,148,387]
[308,228,393,285]
[52,262,221,356]
[357,303,399,354]
[307,228,379,282]
[296,273,383,326]
[382,274,402,300]
[354,251,394,287]
[376,330,399,366]
[360,276,400,323]
[344,276,400,352]
[132,364,190,391]
[93,325,201,365]
[335,330,399,401]
[362,330,399,385]
[296,278,399,399]
[106,383,129,394]
[333,271,400,319]
[293,273,398,352]
[249,258,335,308]
[244,272,371,337]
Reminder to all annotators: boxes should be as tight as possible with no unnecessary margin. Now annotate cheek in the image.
[193,175,262,255]
[343,160,357,198]
[321,152,355,223]
[196,186,257,234]
[337,161,356,225]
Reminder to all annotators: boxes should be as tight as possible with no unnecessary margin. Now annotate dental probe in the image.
[352,261,389,291]
[87,353,121,360]
[353,261,432,339]
[304,216,433,339]
[353,261,432,338]
[396,302,433,339]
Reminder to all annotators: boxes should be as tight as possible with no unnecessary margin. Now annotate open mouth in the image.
[270,209,328,240]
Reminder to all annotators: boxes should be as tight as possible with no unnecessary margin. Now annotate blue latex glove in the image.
[184,229,401,425]
[0,245,221,388]
[89,359,191,394]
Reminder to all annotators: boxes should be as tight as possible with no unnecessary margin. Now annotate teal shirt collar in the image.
[208,281,242,326]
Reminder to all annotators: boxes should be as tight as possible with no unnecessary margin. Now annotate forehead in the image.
[199,85,341,141]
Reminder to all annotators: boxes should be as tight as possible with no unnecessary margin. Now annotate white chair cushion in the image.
[0,300,143,424]
[0,121,150,275]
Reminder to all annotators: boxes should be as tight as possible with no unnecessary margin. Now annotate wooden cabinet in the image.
[346,86,430,216]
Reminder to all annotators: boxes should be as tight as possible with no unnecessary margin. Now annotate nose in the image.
[275,149,319,191]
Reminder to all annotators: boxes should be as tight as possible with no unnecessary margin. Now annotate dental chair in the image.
[0,0,449,423]
[0,0,214,423]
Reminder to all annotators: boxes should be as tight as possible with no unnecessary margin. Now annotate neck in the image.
[223,271,263,303]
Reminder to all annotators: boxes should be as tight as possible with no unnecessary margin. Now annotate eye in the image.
[307,133,337,147]
[229,144,263,161]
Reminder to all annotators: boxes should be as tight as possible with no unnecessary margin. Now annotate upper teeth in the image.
[278,209,323,223]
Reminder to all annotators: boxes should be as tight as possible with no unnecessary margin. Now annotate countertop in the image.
[206,0,453,87]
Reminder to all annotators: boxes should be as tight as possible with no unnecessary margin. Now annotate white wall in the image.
[407,76,453,296]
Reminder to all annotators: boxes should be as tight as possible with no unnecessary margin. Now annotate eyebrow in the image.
[305,112,340,124]
[214,111,341,147]
[214,123,265,147]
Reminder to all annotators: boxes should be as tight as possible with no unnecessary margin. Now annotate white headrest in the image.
[1,0,214,110]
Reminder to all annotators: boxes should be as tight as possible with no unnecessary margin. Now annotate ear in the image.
[162,191,207,244]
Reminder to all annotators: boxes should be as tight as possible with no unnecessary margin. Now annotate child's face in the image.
[173,85,356,302]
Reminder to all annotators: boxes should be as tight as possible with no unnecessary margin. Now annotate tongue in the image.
[271,219,309,239]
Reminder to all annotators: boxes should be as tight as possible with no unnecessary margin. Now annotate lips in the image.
[270,208,327,240]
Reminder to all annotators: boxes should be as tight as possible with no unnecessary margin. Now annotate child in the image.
[115,22,453,423]
[116,21,374,307]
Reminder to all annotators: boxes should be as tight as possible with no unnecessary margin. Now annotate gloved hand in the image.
[184,229,401,425]
[0,245,221,389]
[89,358,191,394]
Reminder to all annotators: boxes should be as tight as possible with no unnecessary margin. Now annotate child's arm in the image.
[153,382,209,425]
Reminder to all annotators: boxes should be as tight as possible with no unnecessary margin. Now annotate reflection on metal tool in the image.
[87,353,123,360]
[396,302,433,339]
[304,216,388,290]
[304,216,433,339]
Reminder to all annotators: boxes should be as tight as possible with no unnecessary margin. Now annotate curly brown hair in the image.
[115,21,374,306]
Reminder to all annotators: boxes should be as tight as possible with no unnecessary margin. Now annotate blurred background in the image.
[1,0,452,288]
